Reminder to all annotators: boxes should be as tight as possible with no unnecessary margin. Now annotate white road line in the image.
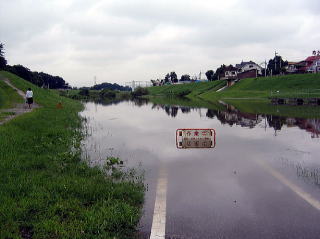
[150,165,167,239]
[257,160,320,210]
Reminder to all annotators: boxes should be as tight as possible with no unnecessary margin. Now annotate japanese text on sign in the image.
[176,129,216,149]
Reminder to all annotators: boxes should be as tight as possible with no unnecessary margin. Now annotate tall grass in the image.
[0,71,144,239]
[0,77,23,109]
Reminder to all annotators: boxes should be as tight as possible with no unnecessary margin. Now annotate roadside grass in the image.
[0,71,144,239]
[0,78,23,109]
[0,111,15,120]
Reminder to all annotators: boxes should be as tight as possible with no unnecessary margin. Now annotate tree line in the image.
[151,54,289,85]
[0,43,69,89]
[90,82,131,91]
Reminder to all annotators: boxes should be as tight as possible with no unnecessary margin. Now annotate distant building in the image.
[220,65,238,87]
[237,69,259,79]
[285,62,299,74]
[305,56,320,73]
[288,56,320,74]
[236,61,263,75]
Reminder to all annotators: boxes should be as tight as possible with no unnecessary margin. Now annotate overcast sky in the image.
[1,0,319,87]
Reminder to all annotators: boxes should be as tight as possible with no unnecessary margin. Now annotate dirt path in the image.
[0,78,39,125]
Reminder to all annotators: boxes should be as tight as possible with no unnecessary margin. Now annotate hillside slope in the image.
[200,73,320,100]
[148,80,226,99]
[147,74,320,100]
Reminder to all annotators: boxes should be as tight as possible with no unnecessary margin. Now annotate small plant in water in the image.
[103,157,125,180]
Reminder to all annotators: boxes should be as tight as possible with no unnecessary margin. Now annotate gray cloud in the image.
[0,0,319,86]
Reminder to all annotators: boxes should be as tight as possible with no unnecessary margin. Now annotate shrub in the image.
[132,87,149,97]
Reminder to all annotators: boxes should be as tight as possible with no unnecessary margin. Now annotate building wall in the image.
[238,69,257,79]
[240,64,262,75]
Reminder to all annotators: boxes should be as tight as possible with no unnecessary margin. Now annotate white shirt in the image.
[26,90,33,98]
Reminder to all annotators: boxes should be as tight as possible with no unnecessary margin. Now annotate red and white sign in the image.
[176,129,216,149]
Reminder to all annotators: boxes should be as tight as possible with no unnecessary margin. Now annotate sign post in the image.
[176,129,216,149]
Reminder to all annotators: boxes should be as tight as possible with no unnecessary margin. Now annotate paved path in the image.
[0,77,39,125]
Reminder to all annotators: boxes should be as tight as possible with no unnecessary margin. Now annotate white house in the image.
[308,59,320,73]
[236,61,263,75]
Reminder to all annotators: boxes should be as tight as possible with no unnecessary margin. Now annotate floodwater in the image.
[81,99,320,239]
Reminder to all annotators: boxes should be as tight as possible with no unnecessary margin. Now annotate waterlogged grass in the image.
[223,99,320,119]
[147,95,226,112]
[0,77,23,109]
[0,71,144,239]
[148,95,320,119]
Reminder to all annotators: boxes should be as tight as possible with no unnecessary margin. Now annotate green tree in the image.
[180,74,191,81]
[205,70,214,81]
[213,65,226,80]
[132,87,149,97]
[99,89,116,99]
[79,88,89,96]
[0,43,7,70]
[267,55,288,75]
[164,73,170,83]
[170,71,178,83]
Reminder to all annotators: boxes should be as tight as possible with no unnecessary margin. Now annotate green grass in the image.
[200,73,320,100]
[146,95,226,111]
[0,71,144,239]
[146,74,320,118]
[0,111,15,120]
[148,95,320,118]
[223,99,320,118]
[147,74,320,100]
[0,77,23,109]
[147,80,226,99]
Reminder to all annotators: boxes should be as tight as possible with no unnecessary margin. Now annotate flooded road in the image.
[81,100,320,239]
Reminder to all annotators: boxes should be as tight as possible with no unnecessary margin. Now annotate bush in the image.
[99,89,116,99]
[132,87,149,97]
[79,88,89,96]
[177,89,192,97]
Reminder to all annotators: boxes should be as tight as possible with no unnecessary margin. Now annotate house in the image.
[237,69,259,79]
[306,56,320,73]
[220,65,238,87]
[285,62,299,74]
[293,55,320,73]
[236,61,263,75]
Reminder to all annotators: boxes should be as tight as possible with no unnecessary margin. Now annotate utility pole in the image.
[265,60,267,77]
[274,51,278,73]
[94,76,97,86]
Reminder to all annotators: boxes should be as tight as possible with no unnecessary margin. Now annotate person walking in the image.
[25,88,33,109]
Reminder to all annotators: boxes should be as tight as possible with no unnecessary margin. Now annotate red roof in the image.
[305,56,320,62]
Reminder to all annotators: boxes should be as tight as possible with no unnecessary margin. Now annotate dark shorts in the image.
[27,97,33,104]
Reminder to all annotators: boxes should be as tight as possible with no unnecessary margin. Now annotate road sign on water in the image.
[176,129,216,149]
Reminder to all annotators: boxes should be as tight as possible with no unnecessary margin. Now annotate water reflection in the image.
[81,99,320,237]
[128,99,320,138]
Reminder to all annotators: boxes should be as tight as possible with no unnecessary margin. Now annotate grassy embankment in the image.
[148,74,320,100]
[200,73,320,101]
[0,78,24,120]
[0,71,144,239]
[148,80,226,99]
[146,74,320,118]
